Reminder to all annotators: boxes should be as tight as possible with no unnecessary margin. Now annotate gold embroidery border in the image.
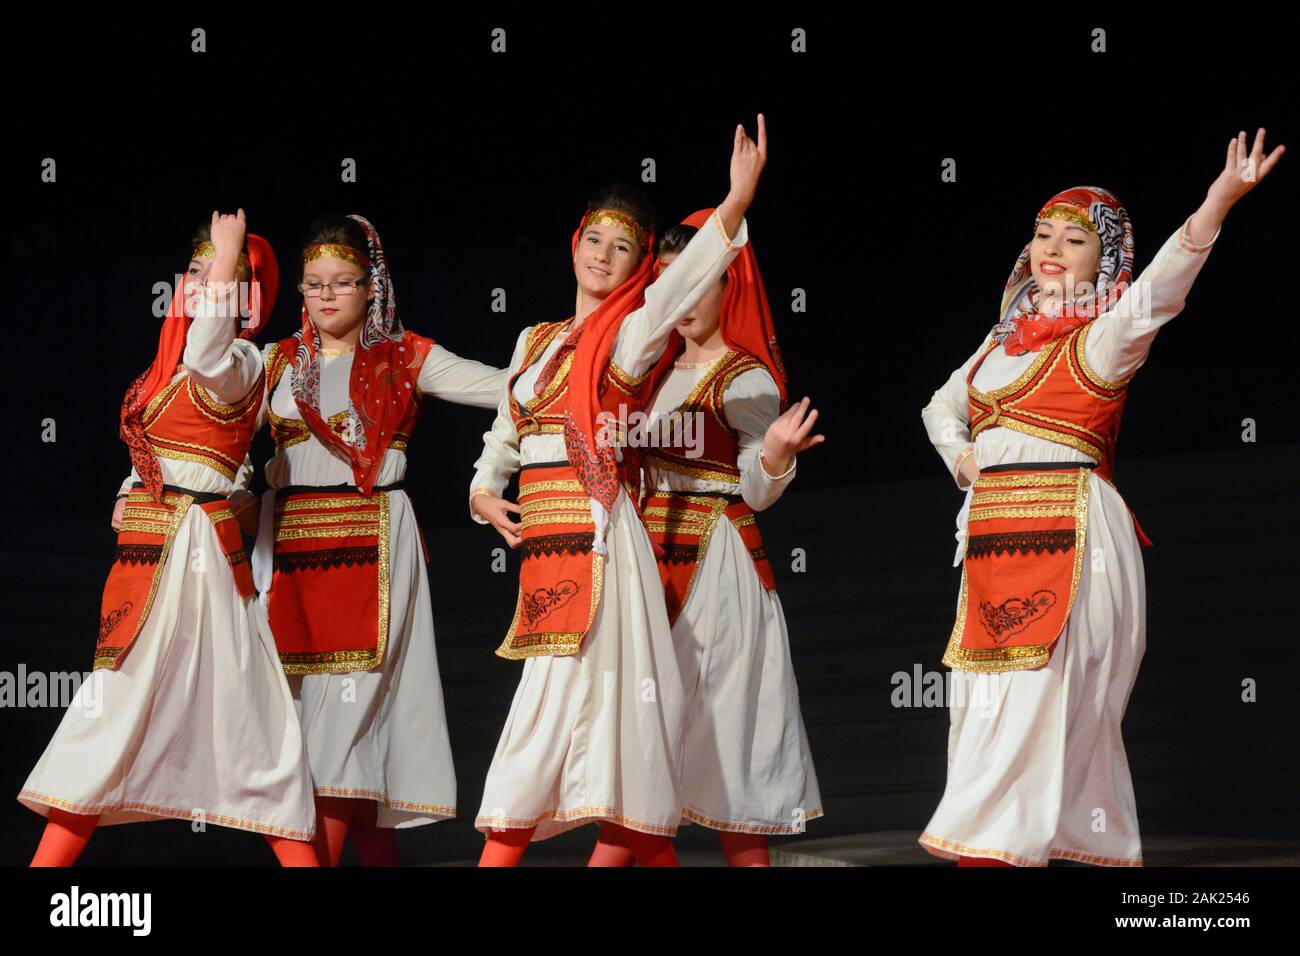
[473,802,677,838]
[919,831,1142,868]
[18,789,314,841]
[312,786,455,817]
[278,492,391,675]
[95,492,195,670]
[942,467,1090,672]
[682,805,825,835]
[496,550,605,660]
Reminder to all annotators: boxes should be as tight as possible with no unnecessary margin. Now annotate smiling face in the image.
[574,221,642,299]
[1030,216,1102,309]
[301,256,373,339]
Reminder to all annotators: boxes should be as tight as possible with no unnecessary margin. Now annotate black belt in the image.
[981,461,1097,474]
[647,490,745,506]
[518,460,570,472]
[277,482,406,496]
[129,481,227,504]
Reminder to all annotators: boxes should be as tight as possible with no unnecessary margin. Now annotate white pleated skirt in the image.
[673,517,823,834]
[919,472,1145,866]
[19,505,316,840]
[254,488,458,829]
[475,490,685,841]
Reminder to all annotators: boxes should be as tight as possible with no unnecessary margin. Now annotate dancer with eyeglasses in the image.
[249,213,508,866]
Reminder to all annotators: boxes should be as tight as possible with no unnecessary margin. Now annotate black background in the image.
[1,11,1296,866]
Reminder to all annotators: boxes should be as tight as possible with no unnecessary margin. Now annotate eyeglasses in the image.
[298,278,368,297]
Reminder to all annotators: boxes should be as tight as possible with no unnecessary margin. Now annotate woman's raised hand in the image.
[210,208,247,260]
[1208,129,1284,211]
[718,114,767,239]
[473,493,522,548]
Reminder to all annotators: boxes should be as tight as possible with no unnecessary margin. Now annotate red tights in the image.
[957,855,1014,867]
[587,822,768,867]
[312,795,399,866]
[480,822,679,867]
[30,807,319,867]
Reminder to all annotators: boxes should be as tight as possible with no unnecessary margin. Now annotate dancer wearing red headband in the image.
[469,117,767,867]
[20,210,318,866]
[585,210,825,867]
[249,213,507,866]
[919,130,1284,867]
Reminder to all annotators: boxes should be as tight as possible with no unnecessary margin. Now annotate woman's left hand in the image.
[1207,128,1285,212]
[762,397,824,476]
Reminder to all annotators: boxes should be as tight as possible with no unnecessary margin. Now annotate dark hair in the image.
[656,224,698,259]
[584,184,656,251]
[300,214,371,279]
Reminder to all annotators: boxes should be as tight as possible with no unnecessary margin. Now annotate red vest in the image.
[493,320,645,659]
[140,366,263,482]
[967,322,1151,546]
[96,369,262,670]
[640,350,778,622]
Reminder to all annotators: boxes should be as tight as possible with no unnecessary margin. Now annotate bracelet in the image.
[952,447,975,478]
[469,487,495,502]
[758,450,796,481]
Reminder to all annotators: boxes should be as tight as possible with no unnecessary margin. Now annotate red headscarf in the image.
[119,233,279,501]
[556,212,656,550]
[287,214,432,495]
[640,207,788,412]
[992,186,1135,355]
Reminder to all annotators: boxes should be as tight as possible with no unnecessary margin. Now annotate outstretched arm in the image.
[611,115,767,378]
[1086,128,1285,382]
[417,343,511,409]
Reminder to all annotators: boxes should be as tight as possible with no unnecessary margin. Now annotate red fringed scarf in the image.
[992,186,1135,356]
[285,214,433,496]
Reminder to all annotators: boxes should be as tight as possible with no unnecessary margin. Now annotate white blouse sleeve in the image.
[467,326,530,523]
[610,210,749,379]
[417,343,511,409]
[1084,216,1220,382]
[116,468,139,497]
[724,368,795,511]
[921,336,991,488]
[182,285,263,405]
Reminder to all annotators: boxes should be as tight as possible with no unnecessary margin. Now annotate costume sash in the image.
[268,489,391,674]
[642,491,775,626]
[497,462,603,660]
[95,489,254,670]
[942,466,1091,672]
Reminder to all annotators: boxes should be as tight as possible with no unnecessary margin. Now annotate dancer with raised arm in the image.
[919,130,1283,867]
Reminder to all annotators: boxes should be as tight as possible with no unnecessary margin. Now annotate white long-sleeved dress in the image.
[917,218,1219,866]
[19,294,317,840]
[470,210,748,841]
[643,362,823,834]
[249,338,506,828]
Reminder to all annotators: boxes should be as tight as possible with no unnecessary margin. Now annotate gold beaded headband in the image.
[302,243,371,269]
[1036,204,1098,235]
[192,241,250,270]
[581,208,648,250]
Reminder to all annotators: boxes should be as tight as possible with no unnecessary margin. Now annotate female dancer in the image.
[249,213,507,866]
[919,130,1283,866]
[20,210,319,866]
[468,117,766,867]
[584,210,824,867]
